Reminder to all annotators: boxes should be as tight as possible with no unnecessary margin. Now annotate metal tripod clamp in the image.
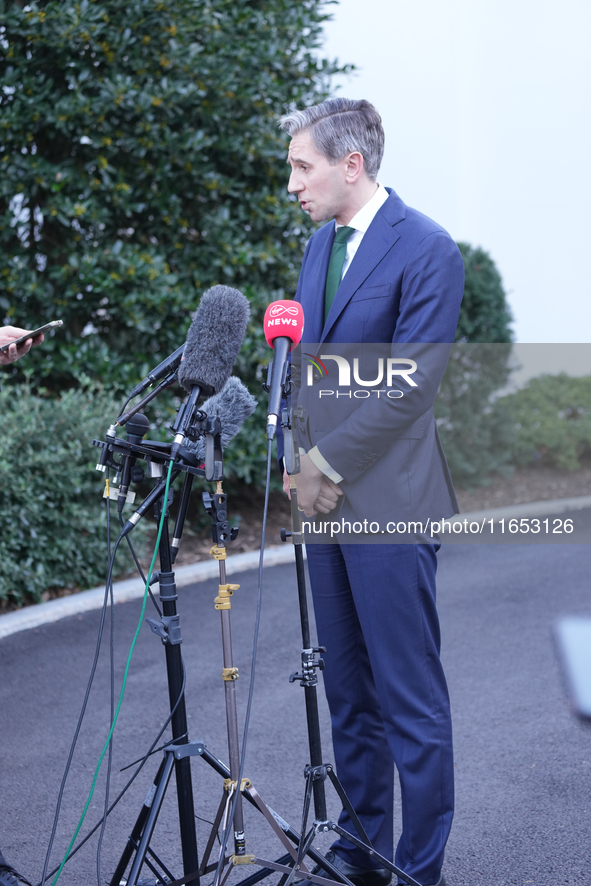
[202,491,239,546]
[210,544,227,561]
[281,406,304,477]
[289,646,326,687]
[215,582,240,610]
[223,776,252,799]
[304,763,330,782]
[231,854,256,865]
[146,614,182,645]
[169,739,206,760]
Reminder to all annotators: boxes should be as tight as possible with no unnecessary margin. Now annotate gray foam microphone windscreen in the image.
[185,377,257,460]
[178,285,251,394]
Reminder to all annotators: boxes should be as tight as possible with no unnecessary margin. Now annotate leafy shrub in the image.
[436,344,515,487]
[499,374,591,470]
[0,0,340,393]
[0,383,142,606]
[455,243,513,343]
[435,244,514,487]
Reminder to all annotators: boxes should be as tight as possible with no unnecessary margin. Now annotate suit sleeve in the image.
[314,232,464,483]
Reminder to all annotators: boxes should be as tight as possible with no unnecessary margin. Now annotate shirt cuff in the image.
[308,446,343,484]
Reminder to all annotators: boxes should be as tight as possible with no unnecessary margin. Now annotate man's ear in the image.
[345,151,365,184]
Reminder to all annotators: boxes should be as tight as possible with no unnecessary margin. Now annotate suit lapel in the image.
[321,190,406,342]
[299,223,335,344]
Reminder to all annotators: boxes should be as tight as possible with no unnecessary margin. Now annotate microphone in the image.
[117,370,177,428]
[117,413,150,513]
[183,377,257,462]
[263,300,304,440]
[120,467,182,537]
[172,285,250,457]
[119,378,255,536]
[128,344,185,399]
[170,377,257,554]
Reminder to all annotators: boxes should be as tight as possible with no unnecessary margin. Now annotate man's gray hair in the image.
[278,98,384,181]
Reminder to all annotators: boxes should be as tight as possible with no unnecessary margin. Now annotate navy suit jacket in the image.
[291,188,465,527]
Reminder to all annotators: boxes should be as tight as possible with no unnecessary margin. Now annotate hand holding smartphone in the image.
[0,320,62,365]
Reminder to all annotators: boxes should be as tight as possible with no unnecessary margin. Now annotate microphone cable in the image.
[213,437,274,884]
[119,511,163,618]
[97,488,116,886]
[42,458,175,886]
[94,509,165,884]
[36,660,188,886]
[40,468,123,886]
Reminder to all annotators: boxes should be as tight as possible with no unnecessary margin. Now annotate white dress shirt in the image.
[340,183,389,279]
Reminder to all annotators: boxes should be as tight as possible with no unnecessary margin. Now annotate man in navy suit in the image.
[279,99,464,886]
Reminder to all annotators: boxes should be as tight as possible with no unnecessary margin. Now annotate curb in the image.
[0,544,298,641]
[2,494,590,640]
[448,494,591,523]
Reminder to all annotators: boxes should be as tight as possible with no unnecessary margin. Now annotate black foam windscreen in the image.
[184,377,257,460]
[125,412,150,440]
[178,285,250,395]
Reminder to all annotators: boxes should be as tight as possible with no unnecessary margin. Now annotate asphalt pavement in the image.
[1,542,590,886]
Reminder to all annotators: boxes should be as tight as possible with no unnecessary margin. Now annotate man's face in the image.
[287,131,350,224]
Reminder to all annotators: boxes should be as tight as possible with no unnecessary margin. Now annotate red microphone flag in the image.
[263,300,304,350]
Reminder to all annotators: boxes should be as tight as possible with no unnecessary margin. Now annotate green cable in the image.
[51,458,175,886]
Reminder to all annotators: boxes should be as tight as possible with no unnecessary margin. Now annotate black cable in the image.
[119,730,189,773]
[118,392,133,418]
[36,661,188,886]
[213,439,274,882]
[40,511,125,886]
[118,511,163,617]
[97,494,116,886]
[45,461,177,885]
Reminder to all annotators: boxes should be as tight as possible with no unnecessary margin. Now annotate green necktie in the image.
[324,225,356,323]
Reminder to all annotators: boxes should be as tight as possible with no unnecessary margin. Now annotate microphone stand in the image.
[279,402,422,886]
[103,374,226,886]
[195,487,315,886]
[202,486,246,862]
[108,449,203,886]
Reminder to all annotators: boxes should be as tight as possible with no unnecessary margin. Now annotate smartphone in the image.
[0,319,63,352]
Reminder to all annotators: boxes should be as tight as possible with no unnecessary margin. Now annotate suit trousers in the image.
[306,542,453,886]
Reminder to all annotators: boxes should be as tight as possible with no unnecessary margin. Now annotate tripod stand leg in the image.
[110,491,199,886]
[246,785,308,868]
[110,756,169,886]
[158,518,199,880]
[124,751,176,886]
[327,824,422,886]
[325,766,371,847]
[199,792,228,875]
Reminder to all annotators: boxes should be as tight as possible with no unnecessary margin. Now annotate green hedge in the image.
[0,384,142,607]
[499,374,591,470]
[0,0,339,392]
[436,344,515,487]
[434,242,514,488]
